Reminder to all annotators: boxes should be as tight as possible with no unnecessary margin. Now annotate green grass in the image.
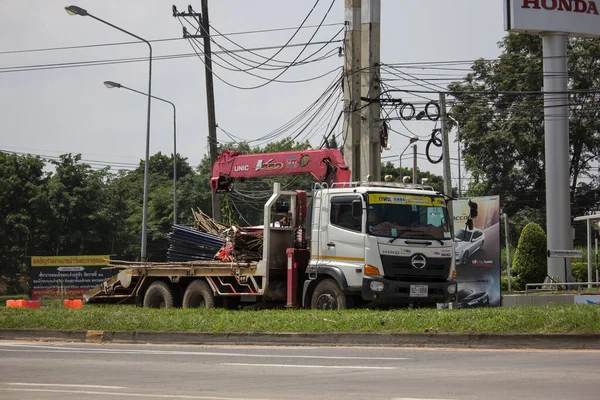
[0,294,29,306]
[1,305,599,334]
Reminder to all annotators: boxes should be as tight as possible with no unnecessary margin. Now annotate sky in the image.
[0,0,507,188]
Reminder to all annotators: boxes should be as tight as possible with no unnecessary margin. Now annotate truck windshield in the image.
[367,193,451,240]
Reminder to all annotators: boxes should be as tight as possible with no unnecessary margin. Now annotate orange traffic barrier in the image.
[6,300,29,308]
[63,299,83,309]
[26,301,40,309]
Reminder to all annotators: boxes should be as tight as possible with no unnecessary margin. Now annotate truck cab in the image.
[304,181,457,308]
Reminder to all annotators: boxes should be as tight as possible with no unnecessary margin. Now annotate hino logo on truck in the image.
[522,0,599,15]
[382,250,402,255]
[410,254,427,270]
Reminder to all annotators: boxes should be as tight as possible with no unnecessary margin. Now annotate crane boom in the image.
[210,149,351,193]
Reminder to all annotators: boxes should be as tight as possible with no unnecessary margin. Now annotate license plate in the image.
[410,284,428,298]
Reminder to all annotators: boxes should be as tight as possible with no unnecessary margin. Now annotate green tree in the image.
[512,222,548,289]
[124,153,195,260]
[44,154,110,256]
[0,153,48,294]
[448,33,600,222]
[380,162,444,193]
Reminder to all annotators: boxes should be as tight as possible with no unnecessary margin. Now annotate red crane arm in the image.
[210,149,351,192]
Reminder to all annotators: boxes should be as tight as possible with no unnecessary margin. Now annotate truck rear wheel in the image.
[143,281,174,309]
[310,279,347,310]
[183,280,214,309]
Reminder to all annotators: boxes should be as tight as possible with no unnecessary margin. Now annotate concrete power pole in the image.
[342,0,362,181]
[201,0,221,222]
[360,0,381,182]
[439,94,453,194]
[439,93,453,219]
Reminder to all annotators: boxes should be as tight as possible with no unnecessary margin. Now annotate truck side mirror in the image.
[352,200,363,218]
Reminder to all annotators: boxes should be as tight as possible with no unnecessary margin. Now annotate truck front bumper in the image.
[362,276,457,304]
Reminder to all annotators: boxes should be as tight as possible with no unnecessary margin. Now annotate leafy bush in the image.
[571,260,598,282]
[500,273,518,292]
[512,222,547,290]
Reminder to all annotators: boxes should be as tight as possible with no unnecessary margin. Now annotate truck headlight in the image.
[447,284,456,294]
[370,281,385,292]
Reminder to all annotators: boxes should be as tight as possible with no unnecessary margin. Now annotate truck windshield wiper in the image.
[389,229,444,245]
[411,232,445,245]
[388,228,414,243]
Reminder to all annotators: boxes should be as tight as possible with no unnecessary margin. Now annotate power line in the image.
[0,22,343,55]
[180,0,338,90]
[0,40,342,74]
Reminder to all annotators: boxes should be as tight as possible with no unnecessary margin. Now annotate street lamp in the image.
[66,5,153,261]
[448,114,462,197]
[104,81,178,226]
[384,137,418,170]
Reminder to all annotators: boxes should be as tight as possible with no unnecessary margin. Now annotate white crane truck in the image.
[84,149,462,309]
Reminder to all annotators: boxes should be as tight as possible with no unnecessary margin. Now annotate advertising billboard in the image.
[30,255,112,300]
[505,0,600,37]
[451,197,502,308]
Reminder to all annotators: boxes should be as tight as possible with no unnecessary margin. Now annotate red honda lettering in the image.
[523,0,541,8]
[558,0,572,10]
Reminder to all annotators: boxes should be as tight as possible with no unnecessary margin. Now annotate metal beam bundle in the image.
[167,225,225,262]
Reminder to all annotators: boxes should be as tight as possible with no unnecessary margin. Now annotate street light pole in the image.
[104,81,177,226]
[66,5,153,261]
[448,114,462,197]
[384,137,418,172]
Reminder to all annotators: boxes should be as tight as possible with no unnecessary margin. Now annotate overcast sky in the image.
[0,0,506,185]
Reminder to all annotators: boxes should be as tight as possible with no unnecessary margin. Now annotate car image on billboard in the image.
[454,228,485,266]
[456,288,490,308]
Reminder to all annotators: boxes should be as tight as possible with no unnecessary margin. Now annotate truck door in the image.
[322,195,365,290]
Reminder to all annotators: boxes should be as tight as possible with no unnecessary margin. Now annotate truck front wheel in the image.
[310,279,347,310]
[143,281,174,309]
[183,280,214,309]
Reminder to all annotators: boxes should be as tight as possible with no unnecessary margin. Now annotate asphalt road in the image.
[0,341,598,400]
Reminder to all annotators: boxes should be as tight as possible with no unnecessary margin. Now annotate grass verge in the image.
[1,305,599,334]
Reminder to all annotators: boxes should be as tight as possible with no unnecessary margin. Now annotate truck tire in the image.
[182,280,214,309]
[143,281,174,309]
[310,279,347,310]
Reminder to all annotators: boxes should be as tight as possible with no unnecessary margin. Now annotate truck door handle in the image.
[327,242,336,247]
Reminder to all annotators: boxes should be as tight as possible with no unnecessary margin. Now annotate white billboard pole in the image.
[503,0,600,282]
[543,33,572,282]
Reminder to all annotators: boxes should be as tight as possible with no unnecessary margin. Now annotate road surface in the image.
[0,341,597,399]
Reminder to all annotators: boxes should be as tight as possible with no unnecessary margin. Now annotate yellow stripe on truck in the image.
[317,255,365,262]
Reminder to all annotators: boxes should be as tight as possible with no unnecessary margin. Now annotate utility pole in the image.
[439,93,453,197]
[360,0,381,181]
[201,0,221,222]
[412,144,417,184]
[439,93,453,219]
[342,0,362,181]
[173,3,220,221]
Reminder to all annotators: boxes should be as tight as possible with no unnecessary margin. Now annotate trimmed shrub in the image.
[512,222,547,289]
[572,261,595,282]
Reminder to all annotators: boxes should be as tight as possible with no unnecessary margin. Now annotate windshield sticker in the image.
[368,194,446,207]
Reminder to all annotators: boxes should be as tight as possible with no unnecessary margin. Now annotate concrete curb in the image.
[1,329,599,349]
